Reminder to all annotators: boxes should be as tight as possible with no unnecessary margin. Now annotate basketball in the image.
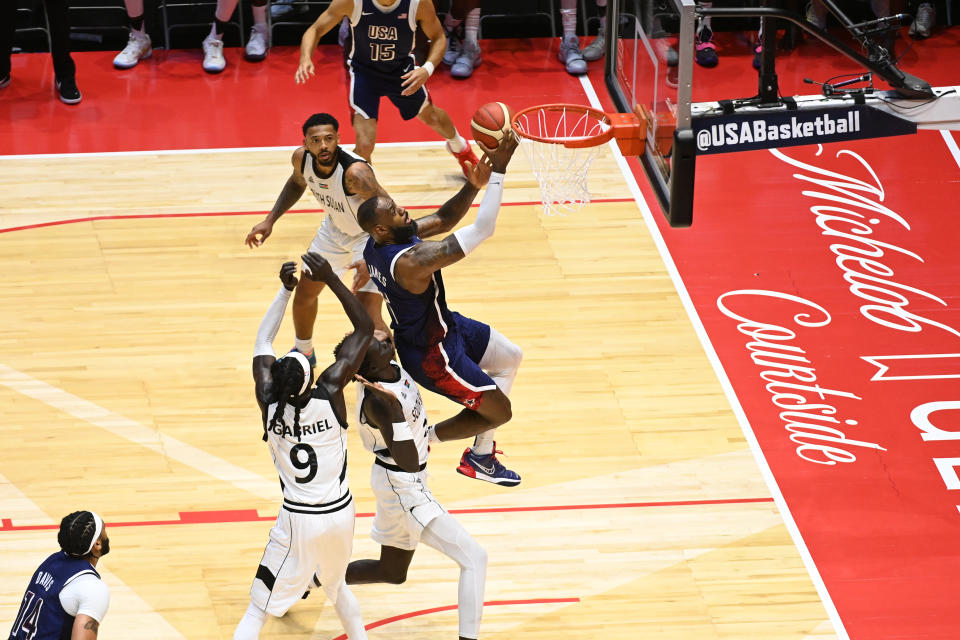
[471,102,514,149]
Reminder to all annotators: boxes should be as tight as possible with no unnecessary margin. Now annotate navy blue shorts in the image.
[396,313,496,409]
[348,63,429,121]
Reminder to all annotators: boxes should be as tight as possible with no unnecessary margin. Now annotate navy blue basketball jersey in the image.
[347,0,420,77]
[364,236,455,348]
[9,552,100,640]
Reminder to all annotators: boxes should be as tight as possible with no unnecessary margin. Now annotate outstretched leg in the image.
[420,513,487,640]
[346,545,416,584]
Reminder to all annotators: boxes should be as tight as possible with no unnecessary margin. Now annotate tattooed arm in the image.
[72,615,99,639]
[344,161,387,201]
[393,236,467,294]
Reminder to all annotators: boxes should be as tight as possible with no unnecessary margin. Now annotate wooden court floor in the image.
[0,143,837,639]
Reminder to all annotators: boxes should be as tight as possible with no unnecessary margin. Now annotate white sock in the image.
[560,9,577,40]
[233,602,267,640]
[472,430,495,455]
[447,133,467,153]
[252,5,266,25]
[294,337,313,355]
[208,23,223,39]
[426,424,440,443]
[464,8,480,47]
[698,1,713,33]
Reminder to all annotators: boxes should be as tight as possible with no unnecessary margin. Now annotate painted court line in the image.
[0,199,634,235]
[578,74,849,640]
[329,598,581,640]
[0,498,775,532]
[0,363,277,501]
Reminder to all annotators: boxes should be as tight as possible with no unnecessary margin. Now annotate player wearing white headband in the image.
[233,252,374,640]
[9,510,111,640]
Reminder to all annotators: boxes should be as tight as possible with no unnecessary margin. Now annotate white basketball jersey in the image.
[266,385,352,513]
[302,147,368,237]
[355,363,430,467]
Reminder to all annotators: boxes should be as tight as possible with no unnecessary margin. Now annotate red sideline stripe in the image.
[329,597,581,640]
[0,497,773,532]
[0,199,635,234]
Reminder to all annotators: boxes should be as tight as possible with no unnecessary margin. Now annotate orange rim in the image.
[511,103,615,149]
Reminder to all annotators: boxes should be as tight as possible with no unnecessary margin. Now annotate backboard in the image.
[604,0,696,227]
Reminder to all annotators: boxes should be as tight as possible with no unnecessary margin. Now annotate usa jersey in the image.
[364,236,455,348]
[355,363,430,468]
[347,0,420,77]
[302,147,368,237]
[265,385,352,515]
[9,552,100,640]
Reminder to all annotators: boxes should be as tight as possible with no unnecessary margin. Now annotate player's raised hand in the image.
[279,261,299,291]
[400,66,430,96]
[464,154,493,190]
[301,252,335,282]
[347,259,371,294]
[478,129,520,174]
[246,219,274,248]
[295,59,316,84]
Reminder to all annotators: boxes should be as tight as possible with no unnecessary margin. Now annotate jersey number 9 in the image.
[290,444,318,483]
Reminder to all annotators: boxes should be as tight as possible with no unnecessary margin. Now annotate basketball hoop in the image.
[511,104,644,216]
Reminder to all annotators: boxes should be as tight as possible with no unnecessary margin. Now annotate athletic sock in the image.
[447,134,467,153]
[471,431,495,456]
[294,337,314,356]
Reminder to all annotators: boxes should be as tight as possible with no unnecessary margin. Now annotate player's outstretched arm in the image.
[246,150,309,248]
[413,133,516,238]
[303,253,374,393]
[356,382,420,472]
[296,0,353,83]
[252,262,299,415]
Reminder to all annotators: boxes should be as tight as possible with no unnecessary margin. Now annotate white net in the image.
[512,105,611,216]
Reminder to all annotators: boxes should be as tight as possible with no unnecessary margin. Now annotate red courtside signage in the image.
[660,132,960,639]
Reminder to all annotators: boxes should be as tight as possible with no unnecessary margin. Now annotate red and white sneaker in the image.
[456,444,521,487]
[446,141,480,178]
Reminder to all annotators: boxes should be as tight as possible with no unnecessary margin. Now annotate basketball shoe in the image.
[443,24,462,66]
[289,347,317,368]
[202,34,226,73]
[695,27,718,67]
[245,24,269,62]
[910,3,935,39]
[451,42,481,78]
[113,29,152,69]
[446,140,480,178]
[457,444,521,487]
[582,24,605,62]
[558,35,587,75]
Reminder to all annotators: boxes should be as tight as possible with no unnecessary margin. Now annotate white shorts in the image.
[369,463,445,551]
[306,216,380,295]
[250,502,356,616]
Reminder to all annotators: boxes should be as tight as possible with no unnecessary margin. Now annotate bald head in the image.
[357,196,393,233]
[358,195,417,245]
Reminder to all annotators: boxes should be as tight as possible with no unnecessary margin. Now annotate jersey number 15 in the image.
[369,43,395,62]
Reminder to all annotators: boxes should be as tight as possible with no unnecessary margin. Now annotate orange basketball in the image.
[470,102,513,149]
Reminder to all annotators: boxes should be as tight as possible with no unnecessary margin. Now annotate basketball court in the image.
[2,3,959,639]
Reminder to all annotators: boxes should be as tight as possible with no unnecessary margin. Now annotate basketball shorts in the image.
[249,503,356,616]
[348,64,429,121]
[307,216,380,294]
[397,313,497,409]
[369,463,445,551]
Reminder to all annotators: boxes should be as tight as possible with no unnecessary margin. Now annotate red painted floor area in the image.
[0,38,589,154]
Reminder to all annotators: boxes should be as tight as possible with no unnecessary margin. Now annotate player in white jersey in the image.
[335,330,487,640]
[233,252,374,640]
[245,112,390,365]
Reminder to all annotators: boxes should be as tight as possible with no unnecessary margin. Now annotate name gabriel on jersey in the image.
[268,418,335,437]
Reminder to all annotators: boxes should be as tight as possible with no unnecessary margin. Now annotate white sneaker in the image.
[202,34,226,73]
[113,29,152,69]
[270,0,294,18]
[245,24,269,61]
[443,28,461,66]
[450,42,481,78]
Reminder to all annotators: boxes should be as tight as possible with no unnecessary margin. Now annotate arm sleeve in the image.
[452,172,504,256]
[59,573,110,622]
[254,287,293,357]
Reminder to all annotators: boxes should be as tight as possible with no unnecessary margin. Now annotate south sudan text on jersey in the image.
[312,192,346,213]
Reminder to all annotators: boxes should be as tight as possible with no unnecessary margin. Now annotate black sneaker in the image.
[56,77,82,104]
[0,74,10,89]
